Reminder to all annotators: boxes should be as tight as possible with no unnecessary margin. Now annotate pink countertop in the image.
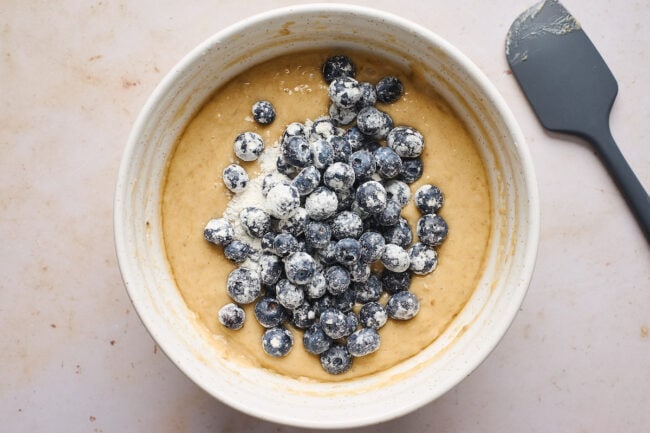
[2,1,648,432]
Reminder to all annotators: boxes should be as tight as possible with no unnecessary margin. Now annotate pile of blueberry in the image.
[204,55,448,375]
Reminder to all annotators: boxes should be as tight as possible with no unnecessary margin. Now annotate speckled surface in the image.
[1,1,648,432]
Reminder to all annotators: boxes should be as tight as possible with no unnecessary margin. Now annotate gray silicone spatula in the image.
[506,0,650,241]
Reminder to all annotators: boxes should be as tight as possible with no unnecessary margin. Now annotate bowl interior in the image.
[115,4,538,428]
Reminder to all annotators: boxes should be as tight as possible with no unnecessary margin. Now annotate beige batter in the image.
[162,51,491,381]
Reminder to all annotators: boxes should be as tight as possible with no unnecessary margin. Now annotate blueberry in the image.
[373,146,403,179]
[275,278,305,310]
[356,106,393,140]
[226,268,261,304]
[310,139,335,169]
[262,172,291,197]
[266,183,300,219]
[330,288,355,313]
[233,131,264,161]
[416,214,448,247]
[328,76,362,109]
[320,344,352,374]
[328,135,352,163]
[344,126,369,151]
[306,271,328,299]
[310,118,340,141]
[347,261,370,282]
[329,102,357,126]
[319,308,348,339]
[254,296,288,328]
[322,55,356,83]
[276,154,297,176]
[218,303,246,330]
[262,327,293,357]
[355,180,387,215]
[317,240,338,265]
[224,240,251,263]
[290,302,317,329]
[277,207,309,237]
[305,187,339,221]
[282,121,311,142]
[381,244,411,273]
[284,252,316,285]
[353,273,382,303]
[386,291,420,320]
[330,211,364,239]
[376,75,404,104]
[323,162,355,192]
[349,150,376,181]
[273,232,300,257]
[258,253,283,285]
[408,242,438,275]
[222,164,248,193]
[383,180,411,208]
[387,126,424,158]
[252,100,276,125]
[282,135,312,168]
[291,166,321,197]
[203,218,234,246]
[325,265,351,295]
[305,221,332,249]
[358,301,388,329]
[335,188,355,212]
[347,328,381,357]
[303,324,332,355]
[344,311,359,336]
[398,158,423,184]
[358,231,386,263]
[239,207,271,238]
[261,232,276,253]
[381,270,412,294]
[382,217,412,247]
[355,81,377,110]
[414,184,444,214]
[334,238,361,265]
[376,200,401,226]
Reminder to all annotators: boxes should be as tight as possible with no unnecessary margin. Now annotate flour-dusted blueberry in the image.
[344,126,369,151]
[239,206,271,238]
[355,81,377,110]
[328,76,363,109]
[347,261,371,282]
[356,106,394,140]
[399,158,423,184]
[358,231,386,263]
[328,135,352,163]
[251,100,276,125]
[376,75,404,104]
[218,303,246,330]
[381,270,411,294]
[310,139,335,170]
[417,213,448,247]
[318,241,338,265]
[387,126,424,158]
[325,265,351,295]
[233,131,264,161]
[386,291,420,320]
[277,207,309,237]
[359,301,388,329]
[226,267,261,304]
[282,121,311,143]
[355,180,387,215]
[334,238,362,265]
[303,323,333,355]
[304,187,338,222]
[275,278,305,310]
[224,240,251,263]
[254,296,288,328]
[322,54,356,83]
[276,154,297,176]
[373,146,403,179]
[284,252,316,285]
[262,326,294,357]
[291,166,320,197]
[330,211,364,239]
[310,118,340,141]
[261,232,276,253]
[345,311,359,336]
[258,253,283,286]
[381,243,410,272]
[222,164,248,193]
[274,232,302,257]
[323,162,355,192]
[376,199,401,226]
[282,135,312,168]
[414,184,444,214]
[203,218,234,246]
[306,270,328,299]
[329,102,357,126]
[305,221,331,250]
[350,200,372,221]
[347,327,381,357]
[320,308,348,339]
[408,242,438,275]
[320,343,352,374]
[266,183,300,219]
[382,217,412,247]
[384,180,411,208]
[261,172,291,197]
[353,273,382,303]
[331,288,356,313]
[290,302,318,329]
[349,150,376,181]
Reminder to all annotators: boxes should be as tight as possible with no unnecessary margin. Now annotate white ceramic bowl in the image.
[114,4,539,429]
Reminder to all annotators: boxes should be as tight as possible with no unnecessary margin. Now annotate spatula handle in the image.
[589,125,650,242]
